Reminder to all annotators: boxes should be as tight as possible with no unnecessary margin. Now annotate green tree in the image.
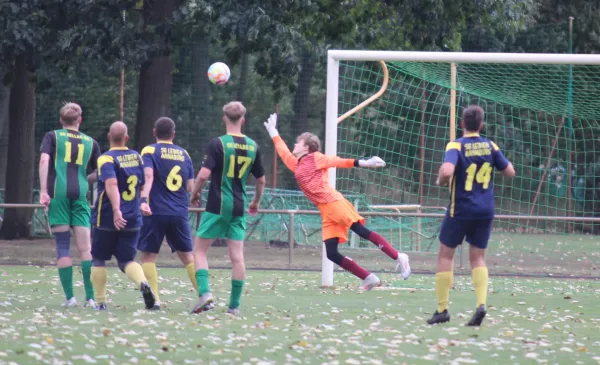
[0,0,66,238]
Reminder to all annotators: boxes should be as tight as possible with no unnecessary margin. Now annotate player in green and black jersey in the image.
[39,102,101,308]
[190,101,266,315]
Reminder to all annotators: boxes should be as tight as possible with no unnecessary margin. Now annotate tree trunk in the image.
[0,57,36,239]
[192,31,212,150]
[134,0,177,151]
[292,48,315,136]
[236,53,249,102]
[0,82,10,189]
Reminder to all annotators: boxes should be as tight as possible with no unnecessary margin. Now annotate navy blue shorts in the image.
[439,217,493,249]
[92,228,140,263]
[138,215,193,254]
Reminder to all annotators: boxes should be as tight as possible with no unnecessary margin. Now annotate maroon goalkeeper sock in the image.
[368,232,399,260]
[340,257,370,280]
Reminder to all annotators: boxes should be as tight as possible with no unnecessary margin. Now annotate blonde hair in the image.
[59,102,82,126]
[297,132,321,153]
[222,101,246,123]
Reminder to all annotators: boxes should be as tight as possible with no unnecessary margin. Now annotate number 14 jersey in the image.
[141,142,195,218]
[202,134,265,217]
[443,133,510,219]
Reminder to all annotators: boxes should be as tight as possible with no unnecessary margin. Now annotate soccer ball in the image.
[207,62,230,85]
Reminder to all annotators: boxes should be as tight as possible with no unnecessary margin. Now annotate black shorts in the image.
[439,217,493,249]
[138,215,193,254]
[92,228,140,263]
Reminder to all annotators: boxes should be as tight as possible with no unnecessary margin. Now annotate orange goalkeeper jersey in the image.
[272,136,355,206]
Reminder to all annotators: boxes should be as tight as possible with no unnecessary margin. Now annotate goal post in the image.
[323,50,600,287]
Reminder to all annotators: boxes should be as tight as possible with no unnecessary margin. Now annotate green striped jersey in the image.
[40,129,101,200]
[201,133,265,217]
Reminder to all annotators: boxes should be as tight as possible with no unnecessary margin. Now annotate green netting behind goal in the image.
[335,59,600,239]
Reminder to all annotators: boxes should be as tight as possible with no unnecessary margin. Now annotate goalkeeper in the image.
[263,114,411,290]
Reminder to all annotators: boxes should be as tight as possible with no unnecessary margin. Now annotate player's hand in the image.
[140,202,152,216]
[263,113,279,138]
[247,201,259,216]
[40,192,51,212]
[358,156,386,168]
[113,210,127,230]
[190,193,202,207]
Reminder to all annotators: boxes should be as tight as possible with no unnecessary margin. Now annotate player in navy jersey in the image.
[138,117,197,310]
[427,105,515,326]
[90,122,156,311]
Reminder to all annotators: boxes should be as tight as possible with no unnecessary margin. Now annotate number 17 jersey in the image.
[202,133,265,217]
[141,142,194,217]
[444,133,510,219]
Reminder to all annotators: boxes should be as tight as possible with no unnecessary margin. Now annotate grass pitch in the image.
[0,266,599,365]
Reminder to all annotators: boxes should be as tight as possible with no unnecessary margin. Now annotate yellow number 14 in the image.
[464,162,492,191]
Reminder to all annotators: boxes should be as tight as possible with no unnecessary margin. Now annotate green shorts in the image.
[196,212,246,241]
[48,198,91,228]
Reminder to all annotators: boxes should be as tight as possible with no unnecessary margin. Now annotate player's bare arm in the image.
[248,176,266,214]
[186,178,194,192]
[39,153,51,207]
[87,171,97,185]
[139,167,154,216]
[191,167,211,206]
[104,177,126,230]
[500,162,516,178]
[436,162,456,186]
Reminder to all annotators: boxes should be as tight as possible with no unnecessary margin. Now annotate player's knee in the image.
[117,261,130,273]
[324,238,344,265]
[228,251,244,266]
[350,222,371,239]
[92,259,106,267]
[55,231,71,259]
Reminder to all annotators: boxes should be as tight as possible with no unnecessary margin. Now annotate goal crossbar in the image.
[328,50,600,65]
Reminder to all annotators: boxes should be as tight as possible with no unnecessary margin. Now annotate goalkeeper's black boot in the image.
[427,309,450,325]
[466,305,487,327]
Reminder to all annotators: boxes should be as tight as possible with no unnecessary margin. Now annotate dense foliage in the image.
[1,0,599,238]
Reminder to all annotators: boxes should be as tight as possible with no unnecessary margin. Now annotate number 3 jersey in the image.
[202,134,265,217]
[443,133,510,219]
[92,148,145,229]
[141,142,194,217]
[40,129,101,200]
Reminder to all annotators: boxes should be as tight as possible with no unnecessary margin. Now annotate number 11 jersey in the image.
[141,142,194,218]
[202,133,265,217]
[40,129,101,200]
[443,133,510,219]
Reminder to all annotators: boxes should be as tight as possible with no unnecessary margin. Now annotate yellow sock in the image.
[142,262,160,302]
[185,263,198,292]
[436,271,453,313]
[472,266,488,307]
[91,267,108,304]
[124,262,147,288]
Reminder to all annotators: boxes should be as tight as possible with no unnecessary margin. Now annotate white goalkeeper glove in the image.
[263,113,279,138]
[358,156,386,168]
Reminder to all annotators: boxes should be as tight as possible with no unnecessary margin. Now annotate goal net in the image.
[323,51,600,286]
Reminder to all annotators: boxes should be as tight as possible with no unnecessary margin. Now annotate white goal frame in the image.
[323,50,600,287]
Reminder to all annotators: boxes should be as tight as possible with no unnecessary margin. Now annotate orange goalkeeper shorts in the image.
[318,199,364,243]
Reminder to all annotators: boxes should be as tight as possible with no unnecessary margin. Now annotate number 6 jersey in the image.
[443,132,510,219]
[40,129,101,200]
[92,148,144,229]
[141,142,194,217]
[201,133,265,217]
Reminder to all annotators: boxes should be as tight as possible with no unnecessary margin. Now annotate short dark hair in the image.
[462,105,484,132]
[154,117,175,139]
